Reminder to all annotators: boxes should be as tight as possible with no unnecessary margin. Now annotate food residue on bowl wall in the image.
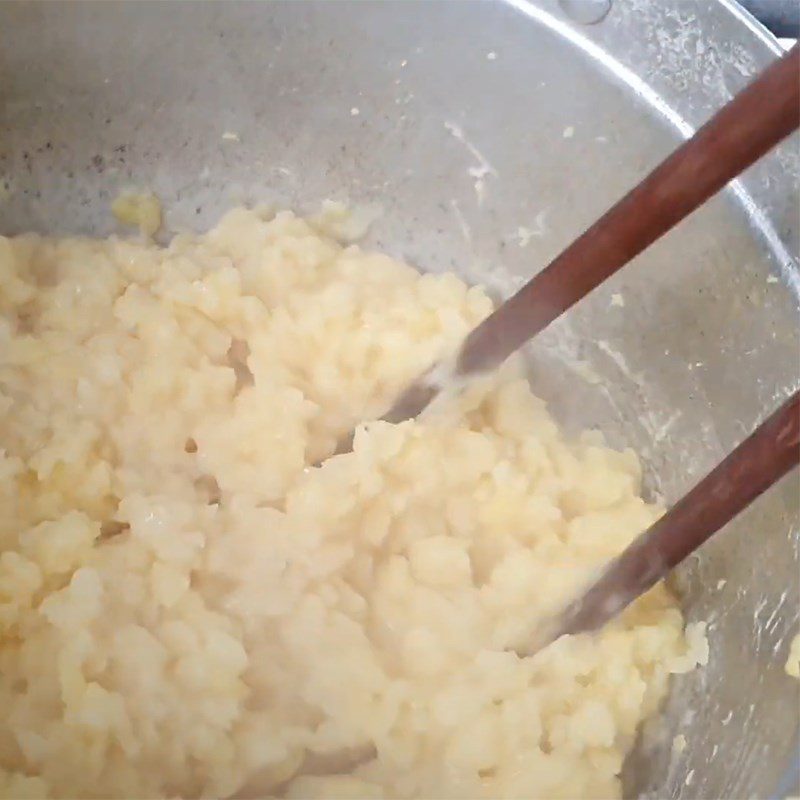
[111,191,162,237]
[786,632,800,678]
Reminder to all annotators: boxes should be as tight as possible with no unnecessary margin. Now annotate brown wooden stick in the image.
[372,45,800,434]
[541,390,800,646]
[455,43,800,377]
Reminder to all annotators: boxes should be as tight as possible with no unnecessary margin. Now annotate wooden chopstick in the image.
[377,44,800,427]
[532,390,800,650]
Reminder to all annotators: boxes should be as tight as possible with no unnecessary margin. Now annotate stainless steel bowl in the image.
[1,1,798,796]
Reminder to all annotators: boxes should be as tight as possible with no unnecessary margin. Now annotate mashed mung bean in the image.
[0,208,701,799]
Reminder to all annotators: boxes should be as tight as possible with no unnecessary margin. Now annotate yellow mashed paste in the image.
[0,208,700,799]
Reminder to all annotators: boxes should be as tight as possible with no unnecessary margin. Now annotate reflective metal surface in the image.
[1,1,798,797]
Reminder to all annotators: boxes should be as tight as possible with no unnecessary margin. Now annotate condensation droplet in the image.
[558,0,612,25]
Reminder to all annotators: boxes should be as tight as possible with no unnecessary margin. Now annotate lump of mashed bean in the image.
[0,207,696,799]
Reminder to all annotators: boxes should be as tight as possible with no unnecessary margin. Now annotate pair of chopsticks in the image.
[338,45,800,647]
